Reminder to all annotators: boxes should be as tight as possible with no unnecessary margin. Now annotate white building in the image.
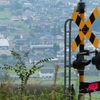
[39,69,54,80]
[0,39,9,49]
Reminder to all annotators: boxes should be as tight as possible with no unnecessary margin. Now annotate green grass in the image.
[85,76,100,81]
[0,12,11,18]
[7,67,100,84]
[13,21,28,28]
[0,20,10,24]
[1,68,100,99]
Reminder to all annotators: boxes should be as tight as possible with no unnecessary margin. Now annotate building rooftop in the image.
[0,39,9,46]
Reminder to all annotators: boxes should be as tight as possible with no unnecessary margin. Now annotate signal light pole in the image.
[76,0,86,99]
[78,0,85,81]
[71,0,100,99]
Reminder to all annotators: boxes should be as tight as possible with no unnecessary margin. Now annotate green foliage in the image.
[10,0,22,10]
[0,73,99,100]
[0,50,52,97]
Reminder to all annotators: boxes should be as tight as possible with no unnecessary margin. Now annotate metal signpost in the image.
[64,0,100,100]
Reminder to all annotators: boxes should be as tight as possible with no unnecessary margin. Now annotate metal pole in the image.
[69,19,73,100]
[77,0,86,100]
[64,19,72,99]
[69,19,72,93]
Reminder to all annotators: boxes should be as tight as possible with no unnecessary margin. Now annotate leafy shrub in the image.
[0,50,52,97]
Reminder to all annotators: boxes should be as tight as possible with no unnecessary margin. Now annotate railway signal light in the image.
[92,51,100,70]
[73,54,91,69]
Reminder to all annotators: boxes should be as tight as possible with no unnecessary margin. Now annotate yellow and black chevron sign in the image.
[71,7,99,52]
